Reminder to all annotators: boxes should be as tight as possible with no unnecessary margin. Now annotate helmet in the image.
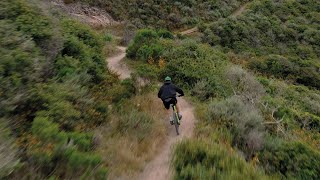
[165,76,171,81]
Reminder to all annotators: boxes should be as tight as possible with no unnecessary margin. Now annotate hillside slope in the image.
[73,0,252,29]
[1,0,319,179]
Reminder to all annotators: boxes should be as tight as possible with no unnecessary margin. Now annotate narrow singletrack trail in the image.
[231,3,249,17]
[180,27,198,35]
[138,97,195,180]
[178,3,249,36]
[106,46,196,180]
[107,46,131,79]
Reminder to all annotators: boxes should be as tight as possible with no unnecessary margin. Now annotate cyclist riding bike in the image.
[158,76,184,124]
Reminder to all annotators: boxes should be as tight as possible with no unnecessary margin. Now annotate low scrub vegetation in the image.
[96,93,167,178]
[0,0,120,178]
[207,96,265,159]
[260,140,320,179]
[127,26,320,179]
[73,0,251,29]
[201,0,320,89]
[173,140,269,179]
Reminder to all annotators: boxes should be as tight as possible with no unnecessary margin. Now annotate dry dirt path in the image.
[138,97,195,180]
[179,2,249,36]
[180,27,198,35]
[107,46,131,79]
[106,46,196,180]
[231,3,249,17]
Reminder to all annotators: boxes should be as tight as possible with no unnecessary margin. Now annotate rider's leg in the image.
[166,109,171,118]
[163,100,173,124]
[176,102,181,114]
[176,102,182,120]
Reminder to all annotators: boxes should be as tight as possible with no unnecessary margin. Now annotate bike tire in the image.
[174,112,180,135]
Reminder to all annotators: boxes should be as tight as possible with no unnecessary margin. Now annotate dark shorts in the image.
[162,97,177,110]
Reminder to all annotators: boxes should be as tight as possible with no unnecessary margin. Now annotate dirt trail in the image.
[231,3,249,17]
[107,46,131,79]
[138,97,195,180]
[180,27,198,35]
[179,3,249,36]
[106,46,196,180]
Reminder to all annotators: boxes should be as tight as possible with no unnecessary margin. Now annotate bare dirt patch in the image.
[51,0,118,27]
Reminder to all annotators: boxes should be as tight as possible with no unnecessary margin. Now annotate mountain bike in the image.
[171,96,182,135]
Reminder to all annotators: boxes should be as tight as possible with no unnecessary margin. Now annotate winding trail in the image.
[106,46,196,180]
[231,3,249,17]
[107,46,131,79]
[179,2,249,36]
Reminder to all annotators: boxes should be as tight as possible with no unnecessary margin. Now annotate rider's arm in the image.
[174,85,184,96]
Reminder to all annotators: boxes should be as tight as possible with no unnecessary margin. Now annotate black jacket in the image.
[158,81,184,101]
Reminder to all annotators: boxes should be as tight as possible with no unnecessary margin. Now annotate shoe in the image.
[170,117,174,125]
[178,113,182,120]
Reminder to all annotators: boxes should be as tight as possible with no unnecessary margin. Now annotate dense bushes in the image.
[75,0,251,29]
[260,141,320,179]
[161,42,232,100]
[0,0,114,178]
[28,117,106,179]
[0,20,45,116]
[59,19,106,84]
[201,0,320,88]
[126,29,171,62]
[248,55,320,89]
[0,121,19,178]
[127,29,232,99]
[0,0,53,44]
[173,140,268,179]
[207,96,265,158]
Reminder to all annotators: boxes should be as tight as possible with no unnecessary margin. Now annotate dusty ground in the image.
[137,97,195,180]
[50,0,118,27]
[107,46,131,79]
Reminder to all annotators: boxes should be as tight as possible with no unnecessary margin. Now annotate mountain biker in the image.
[158,76,184,124]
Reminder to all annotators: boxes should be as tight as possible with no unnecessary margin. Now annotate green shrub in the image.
[260,141,320,179]
[126,29,174,62]
[0,0,111,178]
[110,78,136,103]
[54,56,80,78]
[226,66,265,103]
[161,41,228,89]
[249,55,298,78]
[126,29,159,59]
[249,54,320,89]
[0,120,19,178]
[157,29,174,39]
[191,78,228,100]
[173,140,269,179]
[201,0,320,88]
[116,109,153,141]
[69,132,93,152]
[67,149,101,170]
[60,19,106,84]
[0,20,45,115]
[134,64,159,81]
[207,96,265,158]
[0,0,53,44]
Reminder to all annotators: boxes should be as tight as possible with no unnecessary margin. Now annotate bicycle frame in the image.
[172,105,180,123]
[171,104,180,135]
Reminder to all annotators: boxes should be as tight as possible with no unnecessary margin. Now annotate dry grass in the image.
[95,92,168,179]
